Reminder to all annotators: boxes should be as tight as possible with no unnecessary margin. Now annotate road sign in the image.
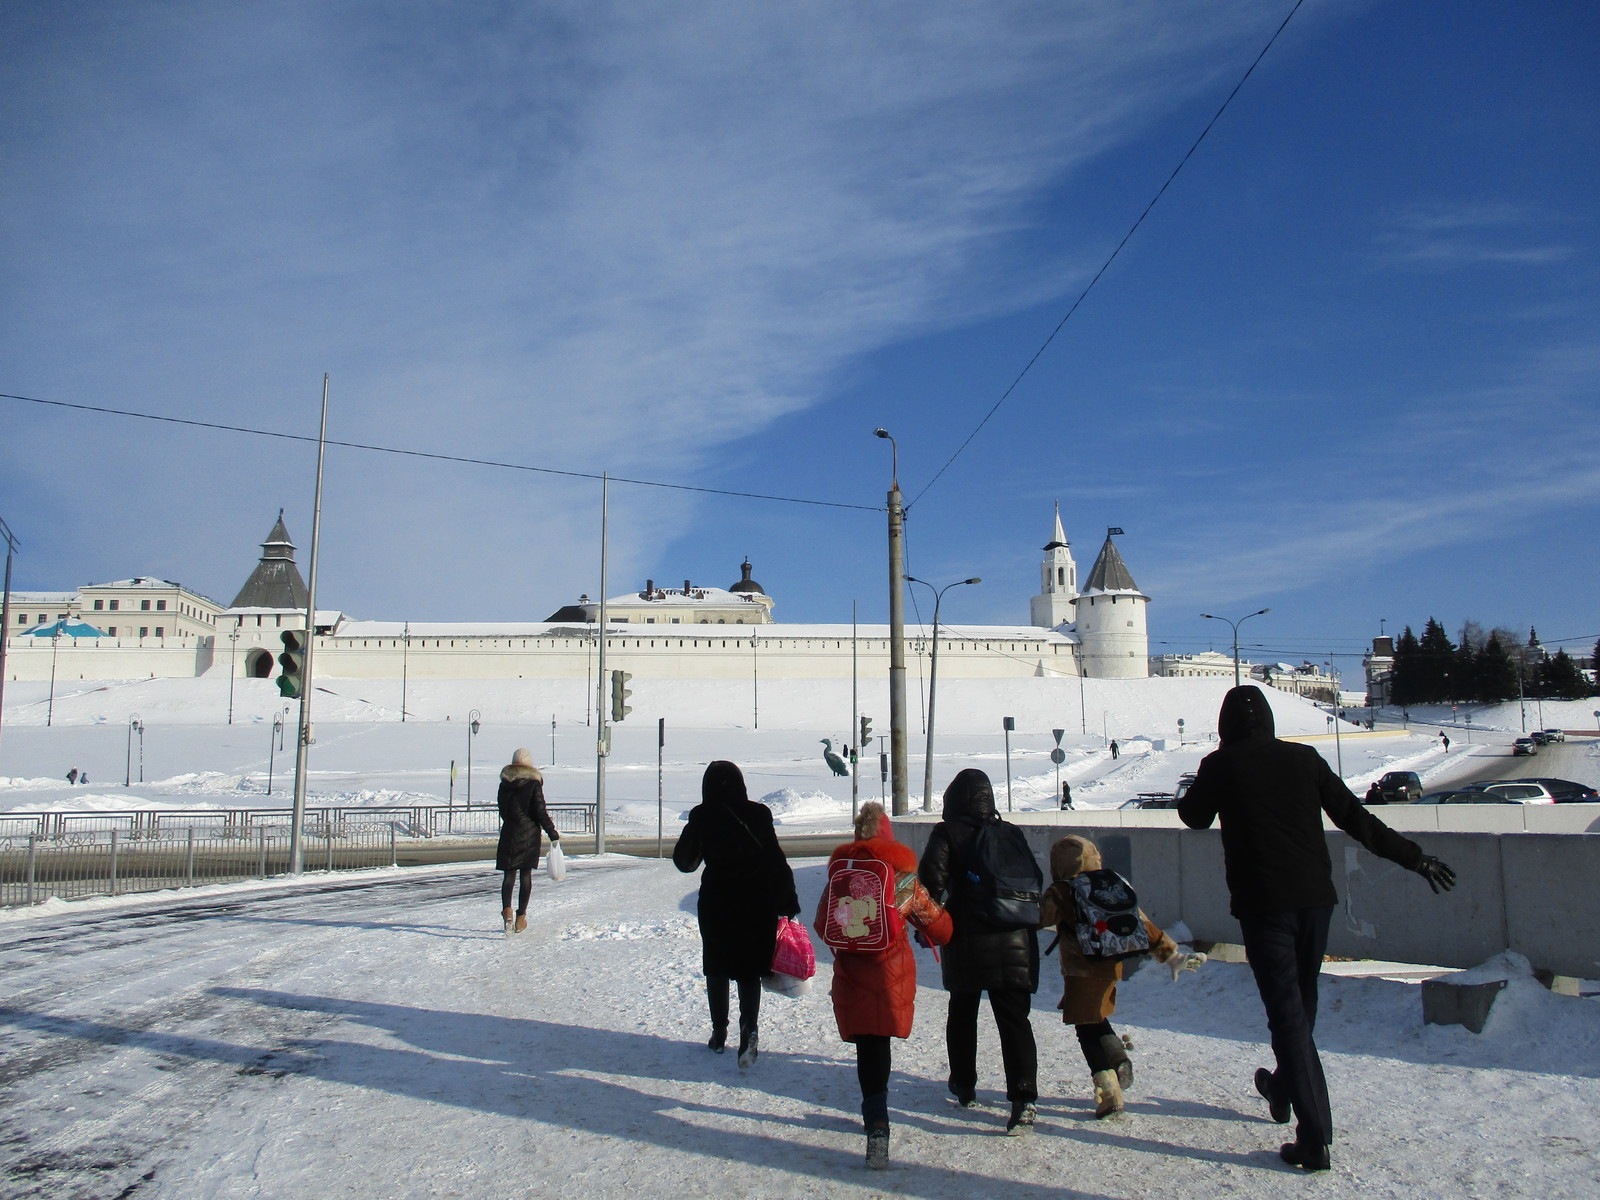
[1049,748,1066,765]
[1052,728,1064,745]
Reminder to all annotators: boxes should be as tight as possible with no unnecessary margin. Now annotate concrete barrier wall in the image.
[896,818,1600,979]
[956,803,1600,835]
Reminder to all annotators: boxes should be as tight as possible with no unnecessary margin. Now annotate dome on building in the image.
[728,558,766,596]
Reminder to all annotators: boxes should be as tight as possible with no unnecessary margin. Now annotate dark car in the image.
[1414,789,1517,805]
[1526,777,1600,803]
[1512,738,1539,756]
[1374,770,1423,804]
[1529,731,1552,746]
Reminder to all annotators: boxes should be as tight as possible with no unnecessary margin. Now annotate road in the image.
[1443,735,1597,790]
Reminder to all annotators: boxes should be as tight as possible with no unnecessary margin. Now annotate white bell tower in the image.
[1030,503,1078,628]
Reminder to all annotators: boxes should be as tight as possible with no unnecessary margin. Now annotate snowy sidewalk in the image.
[0,858,1596,1198]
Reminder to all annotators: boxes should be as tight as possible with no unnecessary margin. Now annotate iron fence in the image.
[0,825,402,907]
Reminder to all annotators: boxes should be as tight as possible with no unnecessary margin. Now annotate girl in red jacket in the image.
[815,802,951,1170]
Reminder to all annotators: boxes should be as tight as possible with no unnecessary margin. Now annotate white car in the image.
[1470,781,1558,804]
[1539,729,1566,743]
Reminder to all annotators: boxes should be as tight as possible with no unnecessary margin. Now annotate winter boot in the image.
[1005,1101,1037,1135]
[1092,1069,1125,1119]
[707,1025,727,1054]
[513,913,528,934]
[1255,1068,1290,1124]
[1280,1141,1331,1171]
[1099,1032,1133,1092]
[502,908,514,937]
[862,1092,890,1169]
[737,1027,759,1069]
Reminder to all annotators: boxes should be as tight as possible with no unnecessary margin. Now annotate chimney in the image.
[643,578,655,600]
[684,579,692,595]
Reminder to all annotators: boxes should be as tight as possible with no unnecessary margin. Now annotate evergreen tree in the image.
[1453,639,1480,703]
[1416,618,1456,703]
[1389,626,1421,706]
[1544,649,1588,700]
[1592,637,1600,697]
[1476,633,1519,702]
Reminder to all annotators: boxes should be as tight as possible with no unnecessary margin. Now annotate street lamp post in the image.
[268,711,284,795]
[1199,608,1271,686]
[46,623,64,727]
[227,628,240,725]
[874,428,910,816]
[466,709,481,807]
[905,574,980,812]
[125,714,143,787]
[400,622,410,723]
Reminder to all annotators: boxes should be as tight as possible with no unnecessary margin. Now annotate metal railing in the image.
[0,803,597,843]
[0,825,401,907]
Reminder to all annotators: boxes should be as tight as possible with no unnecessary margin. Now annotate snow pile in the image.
[761,787,849,825]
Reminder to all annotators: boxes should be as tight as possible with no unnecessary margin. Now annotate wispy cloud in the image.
[1374,202,1573,268]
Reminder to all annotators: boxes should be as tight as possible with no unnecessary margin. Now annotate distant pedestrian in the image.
[1440,733,1450,753]
[1179,686,1457,1173]
[673,760,799,1069]
[816,802,951,1170]
[1364,781,1383,806]
[78,771,88,785]
[919,768,1041,1134]
[1060,781,1073,811]
[1039,834,1203,1117]
[65,767,79,785]
[495,748,560,936]
[1109,740,1120,760]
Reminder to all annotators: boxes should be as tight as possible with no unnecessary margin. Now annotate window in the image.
[110,599,119,611]
[108,626,117,636]
[155,626,164,637]
[141,599,151,611]
[139,626,149,638]
[15,614,24,625]
[156,599,166,611]
[93,599,104,611]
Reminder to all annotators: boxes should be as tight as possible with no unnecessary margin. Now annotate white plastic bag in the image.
[762,972,812,999]
[545,841,567,882]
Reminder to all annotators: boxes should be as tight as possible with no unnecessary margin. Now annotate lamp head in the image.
[964,577,982,585]
[873,427,891,439]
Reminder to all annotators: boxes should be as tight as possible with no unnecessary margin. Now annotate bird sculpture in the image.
[820,738,850,777]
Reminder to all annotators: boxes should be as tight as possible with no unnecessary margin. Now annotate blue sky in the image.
[3,1,1596,677]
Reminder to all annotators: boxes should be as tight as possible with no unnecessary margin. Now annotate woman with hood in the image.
[1038,834,1198,1118]
[495,748,561,935]
[816,802,951,1170]
[1180,685,1456,1172]
[917,767,1041,1134]
[673,760,799,1069]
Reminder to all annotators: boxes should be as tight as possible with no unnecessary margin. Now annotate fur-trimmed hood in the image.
[828,833,917,876]
[501,763,544,784]
[1049,834,1101,881]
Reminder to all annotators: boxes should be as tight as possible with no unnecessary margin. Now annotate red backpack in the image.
[819,856,904,953]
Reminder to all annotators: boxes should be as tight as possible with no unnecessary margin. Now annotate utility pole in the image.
[595,473,610,854]
[0,515,17,755]
[875,429,909,816]
[850,600,859,820]
[290,376,329,875]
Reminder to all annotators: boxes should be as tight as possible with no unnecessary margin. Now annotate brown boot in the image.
[502,908,514,937]
[514,913,528,934]
[1092,1069,1125,1119]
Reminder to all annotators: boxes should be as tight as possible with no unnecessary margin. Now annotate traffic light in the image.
[277,631,304,699]
[859,715,873,746]
[609,669,633,722]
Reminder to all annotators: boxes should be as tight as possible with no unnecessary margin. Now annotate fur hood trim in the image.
[828,835,917,875]
[501,763,544,784]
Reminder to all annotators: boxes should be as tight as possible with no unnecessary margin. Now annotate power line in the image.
[909,0,1308,509]
[0,391,883,514]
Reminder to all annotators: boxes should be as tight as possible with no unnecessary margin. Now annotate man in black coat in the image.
[1179,686,1456,1172]
[918,768,1039,1133]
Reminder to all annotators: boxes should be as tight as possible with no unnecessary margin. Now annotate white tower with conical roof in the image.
[1073,529,1149,678]
[1030,503,1078,628]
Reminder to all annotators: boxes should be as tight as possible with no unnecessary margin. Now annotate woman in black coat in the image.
[672,760,799,1068]
[918,767,1040,1131]
[496,748,560,935]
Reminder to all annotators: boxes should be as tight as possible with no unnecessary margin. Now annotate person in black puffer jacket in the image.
[1179,685,1456,1172]
[495,748,561,935]
[918,768,1039,1132]
[673,760,799,1069]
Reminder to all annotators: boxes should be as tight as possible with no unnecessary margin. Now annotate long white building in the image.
[3,510,1151,685]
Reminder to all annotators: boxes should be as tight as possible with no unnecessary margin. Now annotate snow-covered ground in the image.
[1,855,1596,1198]
[6,675,1594,833]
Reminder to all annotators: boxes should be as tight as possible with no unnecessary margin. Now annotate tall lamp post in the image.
[905,574,980,812]
[466,709,481,807]
[874,428,910,816]
[46,622,64,727]
[1200,608,1271,686]
[0,514,19,753]
[227,628,240,725]
[125,714,144,786]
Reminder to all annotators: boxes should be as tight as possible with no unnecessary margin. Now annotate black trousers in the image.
[706,975,761,1035]
[854,1035,892,1128]
[500,868,532,914]
[1239,906,1334,1149]
[945,989,1037,1104]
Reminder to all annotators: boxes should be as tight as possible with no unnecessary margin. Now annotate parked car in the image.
[1525,777,1599,803]
[1374,770,1423,804]
[1512,738,1539,756]
[1539,729,1566,744]
[1413,789,1517,805]
[1461,781,1558,804]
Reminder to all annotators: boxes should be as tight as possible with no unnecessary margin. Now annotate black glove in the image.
[913,928,931,949]
[1416,855,1456,894]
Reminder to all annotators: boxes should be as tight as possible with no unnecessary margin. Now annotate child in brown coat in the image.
[1038,834,1203,1117]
